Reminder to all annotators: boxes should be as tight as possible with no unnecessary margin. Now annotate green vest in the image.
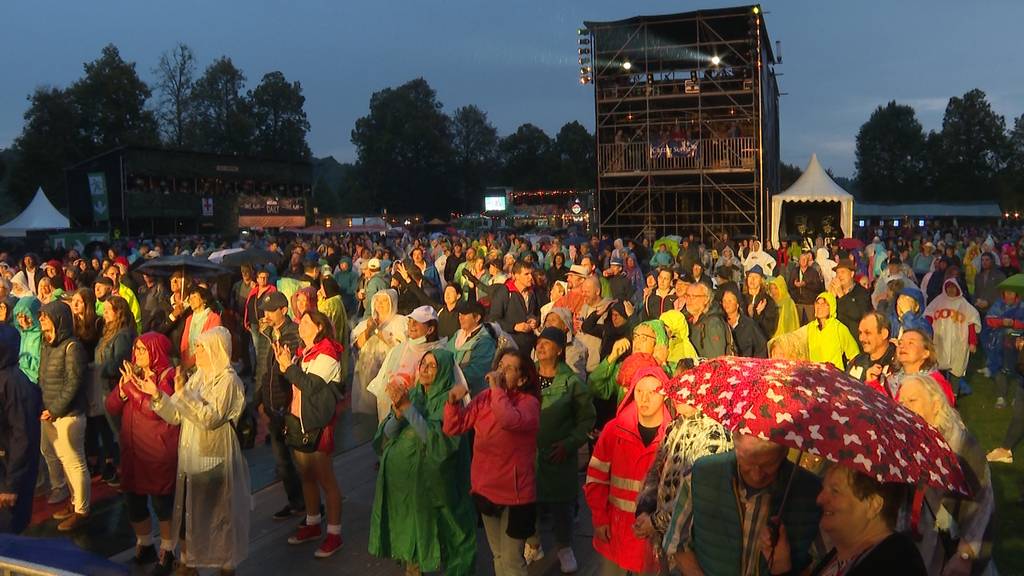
[690,452,822,576]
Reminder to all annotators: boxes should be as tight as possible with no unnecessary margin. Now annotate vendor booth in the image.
[770,154,854,249]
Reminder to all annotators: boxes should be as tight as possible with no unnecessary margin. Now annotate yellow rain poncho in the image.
[659,309,698,366]
[806,292,860,370]
[769,276,801,338]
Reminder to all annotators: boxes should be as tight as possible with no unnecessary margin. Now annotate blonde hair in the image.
[900,374,964,438]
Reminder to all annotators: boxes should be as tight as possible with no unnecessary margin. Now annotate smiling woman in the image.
[807,466,925,576]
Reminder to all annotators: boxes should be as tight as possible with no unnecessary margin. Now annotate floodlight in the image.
[711,56,721,65]
[753,6,760,14]
[622,61,632,70]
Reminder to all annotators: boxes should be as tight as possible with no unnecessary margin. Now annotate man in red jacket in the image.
[585,366,670,575]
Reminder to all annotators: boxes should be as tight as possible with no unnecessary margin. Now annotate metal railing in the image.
[599,137,756,173]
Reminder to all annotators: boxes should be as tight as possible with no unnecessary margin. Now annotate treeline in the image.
[1,44,595,219]
[854,89,1023,207]
[5,43,312,212]
[322,77,595,216]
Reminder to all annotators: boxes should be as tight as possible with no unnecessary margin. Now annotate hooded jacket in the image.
[925,279,981,377]
[38,300,87,417]
[585,366,670,573]
[806,292,861,370]
[660,310,698,365]
[13,297,41,384]
[892,286,933,338]
[105,332,180,495]
[0,324,42,533]
[770,275,801,338]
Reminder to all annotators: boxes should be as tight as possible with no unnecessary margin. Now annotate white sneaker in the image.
[978,367,991,377]
[557,547,578,573]
[47,486,69,505]
[996,397,1007,409]
[524,543,545,565]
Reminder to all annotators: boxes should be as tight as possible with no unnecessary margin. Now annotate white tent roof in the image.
[0,187,71,237]
[771,154,854,247]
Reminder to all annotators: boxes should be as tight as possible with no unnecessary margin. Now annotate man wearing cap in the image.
[831,258,872,340]
[358,258,388,320]
[604,257,635,302]
[369,305,447,421]
[446,300,497,394]
[913,242,936,282]
[253,290,306,521]
[488,260,540,353]
[788,251,824,325]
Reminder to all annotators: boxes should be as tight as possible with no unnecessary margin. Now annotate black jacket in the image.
[488,281,539,352]
[746,290,779,338]
[606,273,635,302]
[789,266,824,305]
[728,314,768,358]
[836,283,872,340]
[437,305,460,340]
[38,301,87,418]
[847,343,898,384]
[394,276,439,315]
[0,324,42,534]
[810,532,926,576]
[255,319,303,413]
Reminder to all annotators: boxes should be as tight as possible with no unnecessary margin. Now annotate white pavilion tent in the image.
[770,154,854,248]
[0,187,71,237]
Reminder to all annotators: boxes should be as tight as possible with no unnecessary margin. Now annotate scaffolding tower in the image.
[581,5,780,242]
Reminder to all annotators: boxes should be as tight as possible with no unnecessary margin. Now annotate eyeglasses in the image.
[686,293,708,300]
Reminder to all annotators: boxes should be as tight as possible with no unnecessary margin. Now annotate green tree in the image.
[451,105,499,210]
[8,87,82,209]
[192,57,254,155]
[499,123,555,190]
[153,43,197,148]
[779,161,803,190]
[71,44,159,152]
[1007,114,1024,174]
[351,78,454,215]
[931,89,1008,200]
[552,121,595,190]
[854,101,926,201]
[250,71,311,161]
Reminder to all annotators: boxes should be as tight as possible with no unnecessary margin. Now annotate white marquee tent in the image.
[770,154,854,248]
[0,187,70,237]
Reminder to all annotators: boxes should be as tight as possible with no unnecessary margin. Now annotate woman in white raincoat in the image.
[351,289,406,417]
[741,239,777,277]
[368,306,449,422]
[141,326,251,574]
[924,278,981,386]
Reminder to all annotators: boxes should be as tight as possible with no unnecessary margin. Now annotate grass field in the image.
[955,356,1024,574]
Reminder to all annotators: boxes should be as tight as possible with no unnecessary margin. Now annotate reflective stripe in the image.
[589,458,610,472]
[585,475,609,486]
[610,475,643,492]
[610,495,637,513]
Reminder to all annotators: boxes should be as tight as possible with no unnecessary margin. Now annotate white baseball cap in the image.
[408,305,438,324]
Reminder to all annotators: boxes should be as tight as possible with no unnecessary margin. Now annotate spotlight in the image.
[622,61,632,70]
[578,48,590,55]
[711,55,721,66]
[753,6,760,14]
[577,28,589,35]
[580,77,591,85]
[578,57,590,65]
[578,38,590,45]
[580,66,591,74]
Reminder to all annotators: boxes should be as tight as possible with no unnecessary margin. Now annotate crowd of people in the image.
[0,222,1019,575]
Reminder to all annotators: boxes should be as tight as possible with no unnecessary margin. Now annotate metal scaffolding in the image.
[581,5,780,243]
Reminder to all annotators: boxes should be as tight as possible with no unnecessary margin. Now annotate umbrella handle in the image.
[767,450,803,570]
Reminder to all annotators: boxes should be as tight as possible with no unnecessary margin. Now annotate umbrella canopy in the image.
[997,273,1024,296]
[653,236,680,258]
[837,237,865,250]
[134,255,230,278]
[212,248,282,268]
[207,248,244,263]
[669,356,968,494]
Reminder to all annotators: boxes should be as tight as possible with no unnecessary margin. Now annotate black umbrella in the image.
[134,255,230,279]
[217,248,282,268]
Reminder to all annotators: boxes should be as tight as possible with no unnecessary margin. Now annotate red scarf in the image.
[298,337,345,363]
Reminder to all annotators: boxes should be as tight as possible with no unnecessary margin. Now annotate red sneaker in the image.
[288,522,322,544]
[314,534,343,558]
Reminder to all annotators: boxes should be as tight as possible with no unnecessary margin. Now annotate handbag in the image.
[283,412,323,453]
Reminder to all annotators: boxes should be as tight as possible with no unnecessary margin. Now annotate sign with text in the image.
[87,172,109,222]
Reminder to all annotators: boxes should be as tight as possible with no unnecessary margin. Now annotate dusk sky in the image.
[2,0,1021,178]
